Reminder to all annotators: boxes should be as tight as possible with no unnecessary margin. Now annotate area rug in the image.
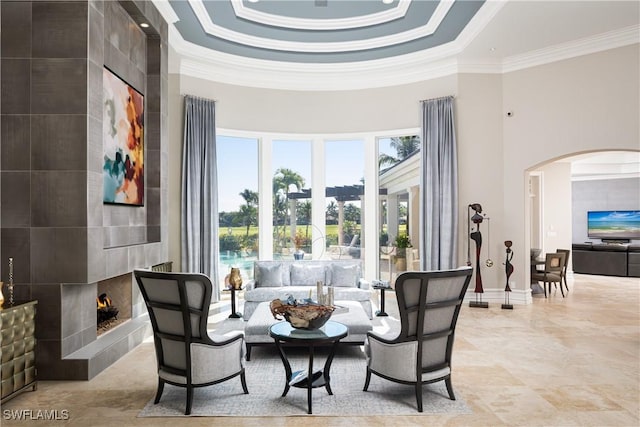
[138,345,470,417]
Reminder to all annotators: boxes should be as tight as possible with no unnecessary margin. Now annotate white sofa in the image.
[242,260,372,319]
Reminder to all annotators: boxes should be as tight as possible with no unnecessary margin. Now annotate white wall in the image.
[538,162,573,254]
[176,75,457,133]
[455,73,506,299]
[503,44,639,299]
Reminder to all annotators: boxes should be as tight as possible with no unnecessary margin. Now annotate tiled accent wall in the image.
[0,0,168,380]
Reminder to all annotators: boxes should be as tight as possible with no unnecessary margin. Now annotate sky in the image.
[216,135,395,213]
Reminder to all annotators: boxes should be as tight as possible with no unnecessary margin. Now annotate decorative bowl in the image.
[270,299,334,330]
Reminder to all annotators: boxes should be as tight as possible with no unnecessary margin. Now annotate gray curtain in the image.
[420,96,458,271]
[181,96,219,301]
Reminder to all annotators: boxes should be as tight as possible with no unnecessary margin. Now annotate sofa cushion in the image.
[244,286,371,303]
[329,263,359,287]
[256,263,284,287]
[290,263,326,286]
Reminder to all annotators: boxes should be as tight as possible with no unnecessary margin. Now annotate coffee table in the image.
[269,320,347,414]
[244,300,372,361]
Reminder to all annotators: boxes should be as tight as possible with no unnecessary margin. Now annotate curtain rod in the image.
[420,95,455,103]
[181,94,217,102]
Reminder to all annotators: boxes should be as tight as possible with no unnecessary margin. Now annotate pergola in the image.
[287,185,366,246]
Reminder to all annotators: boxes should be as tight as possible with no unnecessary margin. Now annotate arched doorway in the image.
[525,150,640,295]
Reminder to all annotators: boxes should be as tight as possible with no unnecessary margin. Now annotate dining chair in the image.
[531,252,566,298]
[556,249,570,293]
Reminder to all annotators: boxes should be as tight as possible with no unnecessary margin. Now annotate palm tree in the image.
[272,168,305,246]
[379,135,420,169]
[298,200,312,240]
[238,189,258,238]
[326,201,338,224]
[238,204,257,238]
[239,189,258,207]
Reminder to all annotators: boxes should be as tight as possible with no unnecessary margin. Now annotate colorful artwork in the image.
[103,67,144,206]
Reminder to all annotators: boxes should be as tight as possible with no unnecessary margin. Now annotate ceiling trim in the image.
[572,173,640,181]
[155,0,179,23]
[502,24,640,73]
[178,41,461,90]
[230,0,412,31]
[188,0,455,53]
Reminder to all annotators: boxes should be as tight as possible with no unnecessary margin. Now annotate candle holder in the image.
[7,257,15,305]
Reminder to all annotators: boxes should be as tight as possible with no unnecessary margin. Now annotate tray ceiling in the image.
[167,0,484,62]
[154,0,640,90]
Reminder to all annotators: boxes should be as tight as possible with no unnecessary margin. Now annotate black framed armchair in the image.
[134,270,248,415]
[363,267,472,412]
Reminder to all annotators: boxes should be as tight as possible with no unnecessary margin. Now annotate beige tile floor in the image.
[2,274,638,426]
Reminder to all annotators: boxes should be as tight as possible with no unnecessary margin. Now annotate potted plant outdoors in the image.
[293,233,306,260]
[394,234,412,271]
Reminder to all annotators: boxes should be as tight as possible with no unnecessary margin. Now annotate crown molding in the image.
[230,0,411,30]
[153,0,179,23]
[572,172,640,181]
[188,0,454,53]
[178,45,461,91]
[503,25,640,73]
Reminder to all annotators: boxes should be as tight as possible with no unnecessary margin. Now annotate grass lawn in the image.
[220,224,357,240]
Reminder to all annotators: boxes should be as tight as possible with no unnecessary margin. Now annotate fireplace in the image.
[96,273,132,336]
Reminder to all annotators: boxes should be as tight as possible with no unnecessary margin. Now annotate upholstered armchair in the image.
[363,267,472,412]
[134,270,248,415]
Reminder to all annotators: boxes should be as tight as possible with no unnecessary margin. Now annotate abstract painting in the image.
[103,66,144,206]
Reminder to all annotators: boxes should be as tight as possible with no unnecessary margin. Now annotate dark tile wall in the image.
[0,0,168,380]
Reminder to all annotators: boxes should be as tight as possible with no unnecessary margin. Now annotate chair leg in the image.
[363,367,372,391]
[559,281,565,297]
[240,370,249,394]
[154,378,165,404]
[246,344,252,361]
[543,281,547,298]
[185,385,194,415]
[415,381,423,412]
[445,377,456,400]
[564,277,569,293]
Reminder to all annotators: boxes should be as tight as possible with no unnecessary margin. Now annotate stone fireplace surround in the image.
[0,1,168,380]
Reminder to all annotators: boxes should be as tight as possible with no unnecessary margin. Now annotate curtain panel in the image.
[420,96,459,271]
[181,96,219,300]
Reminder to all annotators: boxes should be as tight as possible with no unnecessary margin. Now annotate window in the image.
[272,140,311,259]
[378,135,420,281]
[215,129,420,285]
[325,139,364,260]
[217,135,259,284]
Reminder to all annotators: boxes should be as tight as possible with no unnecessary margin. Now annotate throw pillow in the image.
[290,264,326,286]
[257,264,283,287]
[331,264,359,287]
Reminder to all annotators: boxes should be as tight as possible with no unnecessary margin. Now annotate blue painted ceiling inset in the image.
[169,0,485,63]
[203,0,436,42]
[245,0,396,20]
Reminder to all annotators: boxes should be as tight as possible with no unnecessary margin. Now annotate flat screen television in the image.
[587,210,640,240]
